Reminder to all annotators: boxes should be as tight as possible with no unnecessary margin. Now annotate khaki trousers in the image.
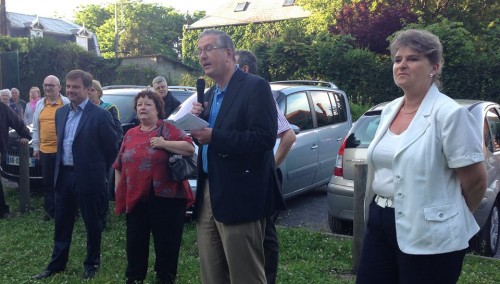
[196,180,266,284]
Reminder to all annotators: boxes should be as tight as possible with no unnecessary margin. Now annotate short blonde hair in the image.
[92,80,103,98]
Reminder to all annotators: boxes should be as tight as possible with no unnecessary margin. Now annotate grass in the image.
[1,185,499,283]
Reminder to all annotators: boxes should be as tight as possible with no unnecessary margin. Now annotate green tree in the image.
[74,1,188,59]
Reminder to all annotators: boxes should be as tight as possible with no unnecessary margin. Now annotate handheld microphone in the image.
[196,78,205,104]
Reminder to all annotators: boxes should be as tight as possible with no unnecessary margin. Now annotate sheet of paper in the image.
[167,112,208,131]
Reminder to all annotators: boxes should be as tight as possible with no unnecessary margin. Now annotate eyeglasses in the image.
[197,45,227,55]
[43,83,59,88]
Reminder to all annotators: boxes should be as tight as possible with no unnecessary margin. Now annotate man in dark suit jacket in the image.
[33,70,118,280]
[191,29,278,284]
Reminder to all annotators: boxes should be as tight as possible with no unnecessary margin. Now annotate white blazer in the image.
[364,84,484,254]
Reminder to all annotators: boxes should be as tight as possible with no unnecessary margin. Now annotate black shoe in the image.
[83,268,97,279]
[33,269,57,280]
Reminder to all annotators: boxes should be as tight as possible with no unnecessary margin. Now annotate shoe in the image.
[32,269,57,280]
[83,268,97,279]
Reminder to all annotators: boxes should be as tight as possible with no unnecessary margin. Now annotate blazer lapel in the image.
[395,84,440,157]
[213,69,246,128]
[74,102,93,138]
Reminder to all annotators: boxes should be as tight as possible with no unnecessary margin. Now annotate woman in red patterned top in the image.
[113,90,194,284]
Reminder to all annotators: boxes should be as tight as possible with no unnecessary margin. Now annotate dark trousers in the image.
[0,177,9,215]
[40,152,56,218]
[264,216,279,284]
[264,170,284,284]
[356,201,467,284]
[47,167,104,272]
[125,191,186,283]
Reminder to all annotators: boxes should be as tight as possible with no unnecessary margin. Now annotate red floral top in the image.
[113,120,194,214]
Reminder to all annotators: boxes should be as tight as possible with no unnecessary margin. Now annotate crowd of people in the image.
[0,28,489,283]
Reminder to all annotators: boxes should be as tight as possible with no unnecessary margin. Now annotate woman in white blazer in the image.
[356,29,487,284]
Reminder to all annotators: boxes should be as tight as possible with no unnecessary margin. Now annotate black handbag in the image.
[158,122,197,181]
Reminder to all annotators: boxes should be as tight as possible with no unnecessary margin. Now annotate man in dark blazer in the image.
[33,70,118,280]
[191,29,279,284]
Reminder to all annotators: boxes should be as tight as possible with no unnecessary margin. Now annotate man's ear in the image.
[241,65,250,73]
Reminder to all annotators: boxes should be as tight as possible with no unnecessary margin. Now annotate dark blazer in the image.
[0,102,31,155]
[193,69,278,224]
[54,101,118,194]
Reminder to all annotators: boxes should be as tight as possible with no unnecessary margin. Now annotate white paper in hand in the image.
[167,112,208,131]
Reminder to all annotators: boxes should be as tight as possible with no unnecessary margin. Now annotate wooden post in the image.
[352,163,367,273]
[18,143,30,212]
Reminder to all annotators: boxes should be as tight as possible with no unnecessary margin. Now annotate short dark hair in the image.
[65,69,93,88]
[235,50,258,75]
[390,29,444,86]
[134,90,165,119]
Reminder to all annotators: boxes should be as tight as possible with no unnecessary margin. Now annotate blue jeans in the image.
[356,201,467,284]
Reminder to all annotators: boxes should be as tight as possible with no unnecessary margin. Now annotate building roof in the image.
[187,0,310,29]
[7,12,93,36]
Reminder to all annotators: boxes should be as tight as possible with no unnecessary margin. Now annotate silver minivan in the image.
[170,80,353,200]
[327,100,500,257]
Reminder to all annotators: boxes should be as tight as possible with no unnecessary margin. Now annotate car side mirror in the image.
[290,124,300,135]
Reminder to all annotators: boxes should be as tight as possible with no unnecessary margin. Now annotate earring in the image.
[429,73,434,78]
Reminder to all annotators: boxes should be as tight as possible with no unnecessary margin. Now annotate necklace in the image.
[402,103,418,114]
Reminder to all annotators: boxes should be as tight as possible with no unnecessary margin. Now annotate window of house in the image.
[283,0,295,6]
[235,2,250,12]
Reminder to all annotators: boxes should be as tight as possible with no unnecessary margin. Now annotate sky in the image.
[6,0,227,20]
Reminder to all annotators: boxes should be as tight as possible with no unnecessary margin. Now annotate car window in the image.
[345,112,381,148]
[282,92,313,131]
[102,94,136,124]
[486,108,500,152]
[330,91,348,123]
[310,91,334,127]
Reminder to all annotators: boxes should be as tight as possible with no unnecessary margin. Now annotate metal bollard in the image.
[18,142,31,212]
[352,163,367,273]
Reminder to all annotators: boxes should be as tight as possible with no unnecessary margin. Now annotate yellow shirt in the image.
[39,98,64,153]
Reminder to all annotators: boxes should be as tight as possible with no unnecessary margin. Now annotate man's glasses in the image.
[43,84,58,88]
[197,45,227,55]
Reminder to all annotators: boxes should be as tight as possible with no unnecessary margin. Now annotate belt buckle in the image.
[376,195,393,208]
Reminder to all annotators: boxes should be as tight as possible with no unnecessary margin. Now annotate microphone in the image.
[196,78,205,104]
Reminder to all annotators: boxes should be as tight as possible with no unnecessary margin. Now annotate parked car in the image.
[0,86,195,190]
[169,80,353,199]
[327,100,500,256]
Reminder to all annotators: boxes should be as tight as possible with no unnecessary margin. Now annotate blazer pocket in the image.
[424,204,459,222]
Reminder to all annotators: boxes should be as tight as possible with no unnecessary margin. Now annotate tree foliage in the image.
[74,1,188,59]
[331,0,418,54]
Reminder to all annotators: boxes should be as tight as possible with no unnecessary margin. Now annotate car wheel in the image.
[328,213,352,235]
[470,200,499,256]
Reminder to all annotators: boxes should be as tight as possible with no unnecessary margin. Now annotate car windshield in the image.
[102,94,136,124]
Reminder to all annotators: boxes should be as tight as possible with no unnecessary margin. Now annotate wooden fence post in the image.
[352,163,367,273]
[18,142,30,212]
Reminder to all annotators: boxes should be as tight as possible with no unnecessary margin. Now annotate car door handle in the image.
[336,137,343,141]
[311,145,318,150]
